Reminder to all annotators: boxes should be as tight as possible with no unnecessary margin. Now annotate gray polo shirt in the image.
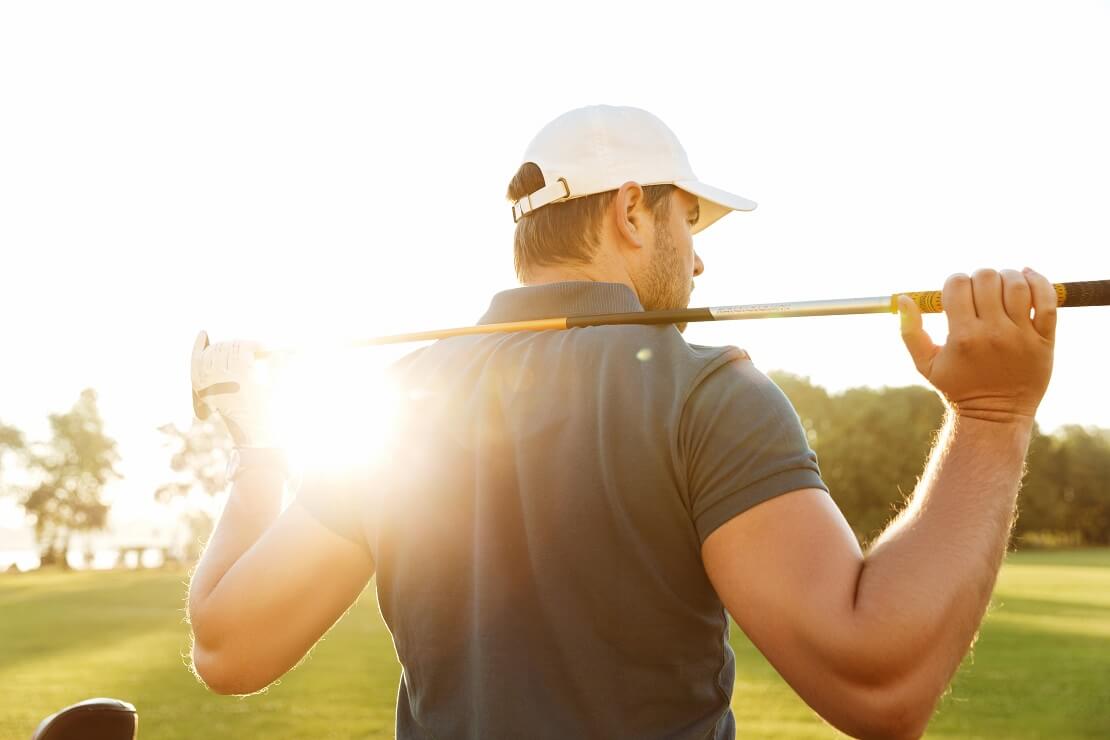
[298,281,827,740]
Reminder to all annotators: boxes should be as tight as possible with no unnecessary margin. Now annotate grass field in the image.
[1,549,1108,739]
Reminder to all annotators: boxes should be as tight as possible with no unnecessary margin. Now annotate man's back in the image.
[336,282,825,739]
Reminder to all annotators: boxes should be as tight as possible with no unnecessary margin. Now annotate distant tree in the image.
[769,373,835,448]
[156,417,232,561]
[1013,424,1060,539]
[1019,425,1110,545]
[822,385,945,542]
[1060,426,1110,545]
[22,389,119,568]
[157,417,231,500]
[771,373,947,543]
[0,420,25,492]
[0,421,23,451]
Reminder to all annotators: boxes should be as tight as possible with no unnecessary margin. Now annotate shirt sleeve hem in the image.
[694,469,829,545]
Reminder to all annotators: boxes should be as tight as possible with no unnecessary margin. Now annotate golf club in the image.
[256,279,1110,358]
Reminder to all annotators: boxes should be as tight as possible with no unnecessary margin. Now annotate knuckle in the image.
[951,334,975,353]
[1032,274,1054,292]
[945,273,971,289]
[971,267,999,282]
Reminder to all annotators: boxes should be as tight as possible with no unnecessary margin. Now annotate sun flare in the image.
[266,351,402,475]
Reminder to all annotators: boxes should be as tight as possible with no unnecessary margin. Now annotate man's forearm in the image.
[853,410,1032,702]
[188,470,286,647]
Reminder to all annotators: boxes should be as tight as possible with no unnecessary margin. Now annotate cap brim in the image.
[675,180,757,235]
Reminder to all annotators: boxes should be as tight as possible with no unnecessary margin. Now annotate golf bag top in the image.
[32,698,137,740]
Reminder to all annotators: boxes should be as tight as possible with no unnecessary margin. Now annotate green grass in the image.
[726,549,1110,738]
[1,550,1108,738]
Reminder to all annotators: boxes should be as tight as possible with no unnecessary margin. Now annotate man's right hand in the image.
[898,267,1057,423]
[191,330,274,447]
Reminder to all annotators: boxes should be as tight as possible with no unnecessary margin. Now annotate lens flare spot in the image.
[267,351,401,476]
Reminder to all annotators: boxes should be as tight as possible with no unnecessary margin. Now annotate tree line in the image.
[1,377,1107,569]
[770,372,1110,547]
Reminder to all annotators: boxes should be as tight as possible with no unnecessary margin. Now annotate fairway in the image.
[1,550,1107,739]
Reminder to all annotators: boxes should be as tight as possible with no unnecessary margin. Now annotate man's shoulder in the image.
[382,327,756,396]
[669,337,753,390]
[584,327,764,410]
[684,340,751,367]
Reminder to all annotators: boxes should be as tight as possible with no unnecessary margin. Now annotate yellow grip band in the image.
[891,284,1068,314]
[892,291,944,313]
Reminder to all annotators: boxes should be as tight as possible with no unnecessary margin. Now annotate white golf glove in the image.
[191,330,274,448]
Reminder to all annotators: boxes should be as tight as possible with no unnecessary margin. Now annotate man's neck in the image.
[524,262,636,295]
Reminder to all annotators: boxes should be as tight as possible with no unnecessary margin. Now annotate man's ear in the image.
[612,181,647,249]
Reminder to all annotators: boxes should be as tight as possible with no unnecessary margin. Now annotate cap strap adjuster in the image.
[511,177,571,223]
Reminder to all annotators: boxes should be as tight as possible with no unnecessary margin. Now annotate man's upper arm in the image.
[683,360,904,733]
[191,497,375,695]
[701,483,941,740]
[701,488,880,724]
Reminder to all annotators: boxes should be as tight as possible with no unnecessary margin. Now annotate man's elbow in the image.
[820,626,946,738]
[191,643,270,696]
[837,681,938,740]
[187,599,299,696]
[188,593,251,694]
[872,696,936,740]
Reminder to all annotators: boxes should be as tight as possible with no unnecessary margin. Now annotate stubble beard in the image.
[637,224,692,322]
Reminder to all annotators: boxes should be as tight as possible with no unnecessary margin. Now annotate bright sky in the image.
[2,1,1108,529]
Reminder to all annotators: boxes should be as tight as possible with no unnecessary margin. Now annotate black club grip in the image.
[1060,280,1110,307]
[899,279,1110,314]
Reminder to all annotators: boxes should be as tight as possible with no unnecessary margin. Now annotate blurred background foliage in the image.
[771,371,1110,547]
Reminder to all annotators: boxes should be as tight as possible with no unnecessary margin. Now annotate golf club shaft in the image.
[257,279,1109,358]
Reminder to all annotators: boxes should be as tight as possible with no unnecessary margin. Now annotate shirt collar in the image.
[478,282,644,324]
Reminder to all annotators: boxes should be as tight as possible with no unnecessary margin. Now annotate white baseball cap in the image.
[511,105,757,234]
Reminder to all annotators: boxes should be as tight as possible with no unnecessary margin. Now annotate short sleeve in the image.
[294,464,374,550]
[680,356,828,544]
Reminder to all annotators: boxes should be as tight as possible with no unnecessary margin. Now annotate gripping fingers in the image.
[1024,267,1058,342]
[190,332,263,420]
[1000,269,1032,325]
[202,340,259,379]
[941,273,977,328]
[970,268,1005,321]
